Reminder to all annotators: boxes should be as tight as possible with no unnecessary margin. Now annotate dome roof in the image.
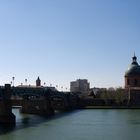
[125,55,140,76]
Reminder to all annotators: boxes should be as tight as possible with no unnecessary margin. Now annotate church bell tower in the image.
[36,77,41,87]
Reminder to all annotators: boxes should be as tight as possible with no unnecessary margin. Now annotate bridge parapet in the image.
[9,87,80,116]
[48,90,80,111]
[21,99,54,115]
[20,91,54,116]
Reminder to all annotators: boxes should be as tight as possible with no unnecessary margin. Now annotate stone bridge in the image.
[0,84,79,124]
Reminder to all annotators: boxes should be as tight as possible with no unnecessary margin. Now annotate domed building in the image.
[125,54,140,105]
[125,55,140,88]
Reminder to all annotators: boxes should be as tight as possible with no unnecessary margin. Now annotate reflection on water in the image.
[0,108,49,134]
[1,109,140,140]
[21,117,30,124]
[0,124,15,135]
[0,109,78,135]
[128,120,140,125]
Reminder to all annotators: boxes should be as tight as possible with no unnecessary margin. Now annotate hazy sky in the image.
[0,0,140,90]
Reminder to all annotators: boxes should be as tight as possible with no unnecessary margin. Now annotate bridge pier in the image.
[0,84,15,124]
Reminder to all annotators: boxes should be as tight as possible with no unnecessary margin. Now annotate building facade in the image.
[125,55,140,88]
[125,55,140,105]
[70,79,90,95]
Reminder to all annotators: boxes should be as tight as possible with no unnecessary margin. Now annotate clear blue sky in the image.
[0,0,140,90]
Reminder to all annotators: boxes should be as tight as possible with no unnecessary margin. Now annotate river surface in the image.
[0,109,140,140]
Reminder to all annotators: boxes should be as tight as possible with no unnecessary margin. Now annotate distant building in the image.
[125,54,140,105]
[36,77,41,87]
[70,79,90,95]
[125,55,140,88]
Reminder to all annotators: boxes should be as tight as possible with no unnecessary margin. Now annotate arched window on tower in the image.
[127,79,130,85]
[134,79,138,86]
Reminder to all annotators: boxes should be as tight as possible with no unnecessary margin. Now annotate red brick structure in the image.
[125,55,140,88]
[125,55,140,105]
[36,77,41,87]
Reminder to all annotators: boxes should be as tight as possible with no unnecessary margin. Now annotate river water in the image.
[0,109,140,140]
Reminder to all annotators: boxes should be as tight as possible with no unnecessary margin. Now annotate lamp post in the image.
[12,77,15,87]
[10,81,12,86]
[25,79,27,85]
[56,85,58,90]
[44,82,46,87]
[61,86,63,92]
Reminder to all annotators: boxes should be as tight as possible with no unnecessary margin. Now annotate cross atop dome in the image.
[132,53,138,65]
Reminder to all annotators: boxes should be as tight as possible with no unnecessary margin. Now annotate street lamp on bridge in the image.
[25,79,27,85]
[12,77,15,87]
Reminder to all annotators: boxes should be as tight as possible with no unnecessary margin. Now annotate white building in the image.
[70,79,90,95]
